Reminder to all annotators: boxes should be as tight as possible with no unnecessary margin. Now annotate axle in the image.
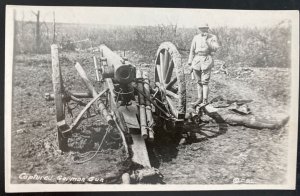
[45,92,92,101]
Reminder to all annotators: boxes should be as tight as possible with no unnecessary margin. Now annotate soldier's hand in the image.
[206,33,212,39]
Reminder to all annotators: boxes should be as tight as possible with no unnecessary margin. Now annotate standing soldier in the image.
[188,23,220,107]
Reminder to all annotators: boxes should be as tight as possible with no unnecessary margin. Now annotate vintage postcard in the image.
[5,5,299,192]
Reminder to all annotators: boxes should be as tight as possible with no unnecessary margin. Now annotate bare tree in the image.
[31,10,40,53]
[21,11,24,40]
[41,21,49,40]
[53,11,56,43]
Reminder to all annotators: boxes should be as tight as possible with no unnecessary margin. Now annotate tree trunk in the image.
[21,11,24,42]
[35,11,40,53]
[53,11,56,43]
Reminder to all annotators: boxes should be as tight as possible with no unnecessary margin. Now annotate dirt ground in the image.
[10,50,290,184]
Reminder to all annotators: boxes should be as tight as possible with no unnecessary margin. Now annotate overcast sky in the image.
[8,5,294,28]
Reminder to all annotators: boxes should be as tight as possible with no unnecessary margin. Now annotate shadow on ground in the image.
[148,113,229,169]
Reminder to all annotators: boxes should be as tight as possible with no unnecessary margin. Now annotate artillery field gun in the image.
[46,42,191,183]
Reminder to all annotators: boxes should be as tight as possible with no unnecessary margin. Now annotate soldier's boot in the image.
[202,84,209,105]
[191,83,203,108]
[196,84,209,109]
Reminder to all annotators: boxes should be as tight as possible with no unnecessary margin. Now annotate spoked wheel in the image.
[155,42,186,119]
[51,44,68,151]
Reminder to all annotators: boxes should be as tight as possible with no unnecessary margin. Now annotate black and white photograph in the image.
[5,5,299,192]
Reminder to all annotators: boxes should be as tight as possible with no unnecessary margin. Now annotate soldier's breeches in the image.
[193,69,211,85]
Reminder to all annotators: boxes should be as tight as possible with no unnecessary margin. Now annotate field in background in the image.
[16,20,291,67]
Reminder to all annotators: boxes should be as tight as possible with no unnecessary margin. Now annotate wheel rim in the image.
[155,42,186,119]
[51,44,68,151]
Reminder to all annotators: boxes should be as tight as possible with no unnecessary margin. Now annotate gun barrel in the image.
[99,44,136,84]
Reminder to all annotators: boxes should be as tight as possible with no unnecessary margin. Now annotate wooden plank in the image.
[117,104,140,129]
[131,134,151,168]
[75,62,98,97]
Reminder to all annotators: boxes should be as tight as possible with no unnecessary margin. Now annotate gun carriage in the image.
[46,42,189,183]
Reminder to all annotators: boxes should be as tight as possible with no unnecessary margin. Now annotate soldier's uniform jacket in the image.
[188,33,220,71]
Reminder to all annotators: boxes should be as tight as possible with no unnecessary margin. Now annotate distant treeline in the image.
[15,21,291,67]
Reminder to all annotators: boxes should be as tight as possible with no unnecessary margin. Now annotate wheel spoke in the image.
[166,77,177,90]
[165,96,178,118]
[156,64,162,83]
[166,89,179,99]
[159,52,164,82]
[162,50,169,80]
[164,60,174,84]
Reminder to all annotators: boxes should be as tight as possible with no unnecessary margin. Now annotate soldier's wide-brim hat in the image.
[198,23,209,29]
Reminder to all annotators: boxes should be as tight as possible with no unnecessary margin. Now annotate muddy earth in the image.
[10,50,290,184]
